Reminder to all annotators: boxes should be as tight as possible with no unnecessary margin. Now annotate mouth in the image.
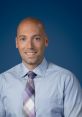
[24,51,37,56]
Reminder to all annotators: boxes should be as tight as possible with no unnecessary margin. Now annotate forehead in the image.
[17,21,44,35]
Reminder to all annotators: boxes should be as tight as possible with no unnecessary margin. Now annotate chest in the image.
[35,78,64,114]
[2,77,64,116]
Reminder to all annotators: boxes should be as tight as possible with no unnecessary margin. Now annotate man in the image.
[0,17,82,117]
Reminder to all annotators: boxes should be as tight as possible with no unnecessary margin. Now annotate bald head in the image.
[16,17,48,69]
[17,17,46,36]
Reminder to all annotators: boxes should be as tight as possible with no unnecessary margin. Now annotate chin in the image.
[27,58,42,65]
[26,59,38,64]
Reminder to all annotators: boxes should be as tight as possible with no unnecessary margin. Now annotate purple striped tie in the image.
[23,71,37,117]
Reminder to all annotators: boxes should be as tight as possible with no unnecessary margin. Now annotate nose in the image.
[27,39,33,49]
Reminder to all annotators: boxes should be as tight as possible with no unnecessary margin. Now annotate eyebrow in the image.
[32,34,41,37]
[17,34,42,38]
[17,35,26,38]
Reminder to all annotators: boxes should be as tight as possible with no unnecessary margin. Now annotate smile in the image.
[24,52,37,56]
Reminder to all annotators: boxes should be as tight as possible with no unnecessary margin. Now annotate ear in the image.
[45,37,48,47]
[16,37,18,48]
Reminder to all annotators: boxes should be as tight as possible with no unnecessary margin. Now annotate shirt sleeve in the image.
[64,73,82,117]
[0,75,6,117]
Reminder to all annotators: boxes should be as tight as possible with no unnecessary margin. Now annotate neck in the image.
[22,60,43,70]
[24,64,38,70]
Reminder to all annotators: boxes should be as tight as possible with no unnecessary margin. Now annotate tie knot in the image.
[27,71,37,79]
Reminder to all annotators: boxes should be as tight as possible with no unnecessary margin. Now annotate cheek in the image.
[37,45,45,53]
[34,45,44,52]
[17,42,25,49]
[34,41,45,49]
[17,45,25,55]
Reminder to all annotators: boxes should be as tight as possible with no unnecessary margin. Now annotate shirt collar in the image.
[21,58,48,78]
[33,58,48,77]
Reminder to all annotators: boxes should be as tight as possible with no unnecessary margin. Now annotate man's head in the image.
[16,17,48,70]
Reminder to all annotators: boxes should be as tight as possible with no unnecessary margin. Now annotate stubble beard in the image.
[22,55,43,69]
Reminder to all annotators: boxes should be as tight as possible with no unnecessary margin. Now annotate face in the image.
[16,21,48,69]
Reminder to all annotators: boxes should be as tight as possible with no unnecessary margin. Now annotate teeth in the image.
[25,52,36,55]
[28,53,35,54]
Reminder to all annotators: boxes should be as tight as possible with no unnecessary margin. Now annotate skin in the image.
[16,18,48,70]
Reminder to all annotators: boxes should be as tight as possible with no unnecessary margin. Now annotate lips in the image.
[24,51,37,56]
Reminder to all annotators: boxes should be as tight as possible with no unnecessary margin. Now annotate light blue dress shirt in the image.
[0,58,82,117]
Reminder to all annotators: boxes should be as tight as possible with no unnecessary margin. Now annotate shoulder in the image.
[48,62,73,76]
[0,63,22,80]
[47,62,80,87]
[0,63,22,95]
[48,62,82,95]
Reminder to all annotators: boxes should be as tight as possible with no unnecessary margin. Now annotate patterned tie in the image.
[23,71,37,117]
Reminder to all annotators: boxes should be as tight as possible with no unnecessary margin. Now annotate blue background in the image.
[0,0,82,86]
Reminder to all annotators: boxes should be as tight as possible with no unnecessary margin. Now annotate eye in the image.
[34,36,41,41]
[20,37,26,41]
